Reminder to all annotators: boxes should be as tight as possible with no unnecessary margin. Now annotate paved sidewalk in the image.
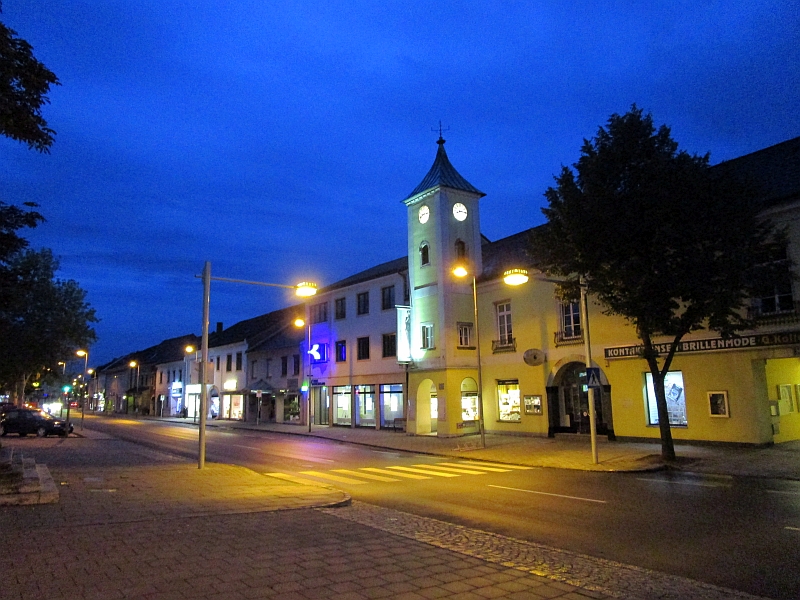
[144,414,800,480]
[0,429,769,600]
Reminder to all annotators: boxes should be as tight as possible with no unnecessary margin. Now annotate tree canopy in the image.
[0,6,59,152]
[0,248,97,398]
[534,106,781,460]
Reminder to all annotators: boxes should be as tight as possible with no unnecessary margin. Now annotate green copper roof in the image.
[404,137,485,201]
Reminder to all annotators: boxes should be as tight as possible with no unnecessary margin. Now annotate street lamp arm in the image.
[195,274,298,290]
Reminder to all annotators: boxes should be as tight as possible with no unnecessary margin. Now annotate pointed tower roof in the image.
[404,136,485,201]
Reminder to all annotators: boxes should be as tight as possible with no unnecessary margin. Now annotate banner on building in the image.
[396,305,412,363]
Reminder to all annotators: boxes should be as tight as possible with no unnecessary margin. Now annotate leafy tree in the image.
[0,248,97,402]
[535,106,781,460]
[0,3,59,152]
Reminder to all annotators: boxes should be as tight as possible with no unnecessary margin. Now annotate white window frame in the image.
[496,302,512,345]
[421,323,434,349]
[457,322,473,348]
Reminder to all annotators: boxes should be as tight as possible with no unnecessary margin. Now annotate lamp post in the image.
[129,360,139,414]
[76,350,89,429]
[294,316,313,432]
[195,261,317,469]
[453,266,536,448]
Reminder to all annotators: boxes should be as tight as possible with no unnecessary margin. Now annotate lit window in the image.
[644,371,688,427]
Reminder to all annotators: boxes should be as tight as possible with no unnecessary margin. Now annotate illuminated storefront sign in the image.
[605,331,800,360]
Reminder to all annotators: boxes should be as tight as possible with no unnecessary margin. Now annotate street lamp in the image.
[196,261,317,469]
[453,264,528,448]
[129,360,139,414]
[294,316,313,432]
[77,350,89,429]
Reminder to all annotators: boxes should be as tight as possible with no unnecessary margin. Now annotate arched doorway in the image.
[414,379,437,434]
[547,361,611,436]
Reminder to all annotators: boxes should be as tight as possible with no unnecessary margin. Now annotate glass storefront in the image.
[644,371,687,426]
[380,384,403,427]
[334,386,351,425]
[461,393,479,421]
[356,385,376,426]
[284,394,300,422]
[497,380,521,422]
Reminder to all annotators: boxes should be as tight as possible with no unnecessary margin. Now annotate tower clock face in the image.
[418,204,430,224]
[452,202,468,221]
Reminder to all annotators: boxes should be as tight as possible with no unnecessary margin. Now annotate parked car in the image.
[0,408,73,437]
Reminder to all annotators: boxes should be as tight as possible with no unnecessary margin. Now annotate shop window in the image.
[382,333,396,358]
[235,352,242,371]
[310,301,328,324]
[281,356,288,376]
[357,336,370,360]
[461,377,479,421]
[356,385,376,427]
[420,242,430,266]
[293,354,300,375]
[335,297,346,320]
[458,322,473,348]
[335,340,347,362]
[226,354,232,372]
[381,384,404,426]
[497,380,521,422]
[381,285,395,310]
[357,292,370,315]
[644,371,688,427]
[333,385,351,425]
[421,323,434,349]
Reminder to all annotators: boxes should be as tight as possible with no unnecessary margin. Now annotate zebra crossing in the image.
[264,461,532,486]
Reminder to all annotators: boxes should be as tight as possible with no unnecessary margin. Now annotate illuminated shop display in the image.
[497,380,521,422]
[644,371,688,426]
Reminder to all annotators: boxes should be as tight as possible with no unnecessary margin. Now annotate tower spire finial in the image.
[432,120,449,145]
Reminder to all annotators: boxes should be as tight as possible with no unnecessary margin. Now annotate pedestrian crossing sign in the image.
[586,367,601,388]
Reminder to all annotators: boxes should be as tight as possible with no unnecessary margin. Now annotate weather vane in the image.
[432,121,449,143]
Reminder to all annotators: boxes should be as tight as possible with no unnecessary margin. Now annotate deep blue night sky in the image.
[2,1,798,368]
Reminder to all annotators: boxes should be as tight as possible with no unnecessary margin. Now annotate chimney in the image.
[216,322,223,334]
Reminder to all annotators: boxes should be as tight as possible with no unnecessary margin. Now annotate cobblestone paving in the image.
[321,501,769,600]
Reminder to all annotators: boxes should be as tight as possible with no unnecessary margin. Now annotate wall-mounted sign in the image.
[308,343,328,363]
[396,305,412,363]
[605,331,800,360]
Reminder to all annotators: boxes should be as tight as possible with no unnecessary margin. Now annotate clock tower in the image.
[402,135,485,434]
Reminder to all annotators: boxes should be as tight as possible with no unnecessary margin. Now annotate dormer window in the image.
[455,239,466,260]
[420,242,430,266]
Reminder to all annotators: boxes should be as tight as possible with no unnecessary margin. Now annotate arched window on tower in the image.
[454,239,466,260]
[420,242,430,266]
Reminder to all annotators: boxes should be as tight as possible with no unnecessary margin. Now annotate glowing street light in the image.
[76,349,89,429]
[195,261,317,469]
[129,360,140,414]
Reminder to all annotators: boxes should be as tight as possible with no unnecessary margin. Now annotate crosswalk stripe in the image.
[360,467,430,480]
[333,469,400,482]
[444,461,530,471]
[435,462,511,472]
[416,464,487,475]
[299,470,368,484]
[387,466,459,477]
[264,472,316,485]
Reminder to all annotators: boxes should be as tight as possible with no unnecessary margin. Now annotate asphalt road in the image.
[47,417,800,599]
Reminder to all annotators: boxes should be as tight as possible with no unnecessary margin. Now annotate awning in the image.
[248,379,274,394]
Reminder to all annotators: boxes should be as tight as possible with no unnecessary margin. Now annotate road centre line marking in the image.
[360,467,430,480]
[264,473,316,485]
[767,489,800,496]
[453,461,533,470]
[416,464,487,475]
[636,477,731,488]
[299,470,367,485]
[229,444,261,450]
[333,469,400,482]
[387,466,459,477]
[489,484,607,504]
[785,526,800,532]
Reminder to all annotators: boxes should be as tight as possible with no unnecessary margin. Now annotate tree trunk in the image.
[641,333,678,461]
